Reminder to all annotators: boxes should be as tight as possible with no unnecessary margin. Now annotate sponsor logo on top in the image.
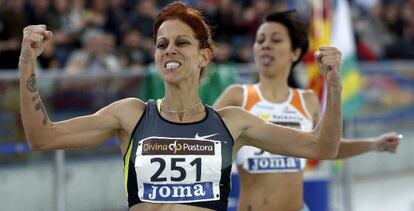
[142,138,215,155]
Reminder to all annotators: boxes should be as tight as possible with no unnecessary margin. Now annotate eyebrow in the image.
[258,31,282,37]
[177,35,193,40]
[156,35,194,42]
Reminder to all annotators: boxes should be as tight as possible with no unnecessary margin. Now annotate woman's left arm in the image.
[304,89,401,159]
[335,133,401,159]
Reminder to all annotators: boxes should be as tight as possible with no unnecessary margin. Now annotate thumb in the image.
[44,31,53,41]
[314,51,322,62]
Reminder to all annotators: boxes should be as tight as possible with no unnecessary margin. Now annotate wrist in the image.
[369,138,379,151]
[327,82,342,92]
[18,56,36,67]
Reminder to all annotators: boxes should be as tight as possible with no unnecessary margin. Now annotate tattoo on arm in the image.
[34,101,48,126]
[248,205,252,211]
[27,74,48,125]
[32,94,39,101]
[26,74,37,92]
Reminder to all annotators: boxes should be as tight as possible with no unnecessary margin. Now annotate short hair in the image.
[153,2,215,77]
[153,2,214,54]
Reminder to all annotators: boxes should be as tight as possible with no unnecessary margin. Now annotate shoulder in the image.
[213,84,245,109]
[222,84,244,100]
[109,97,145,110]
[225,84,244,92]
[98,97,146,119]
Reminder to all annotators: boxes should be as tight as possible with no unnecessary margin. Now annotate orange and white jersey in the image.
[237,84,314,173]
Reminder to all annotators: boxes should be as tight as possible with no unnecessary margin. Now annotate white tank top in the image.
[237,84,314,173]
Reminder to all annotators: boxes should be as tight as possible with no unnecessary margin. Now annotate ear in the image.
[292,48,302,63]
[199,48,212,68]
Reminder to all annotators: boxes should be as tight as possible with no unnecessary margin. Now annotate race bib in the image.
[239,147,305,173]
[246,151,303,173]
[271,121,301,129]
[135,137,222,203]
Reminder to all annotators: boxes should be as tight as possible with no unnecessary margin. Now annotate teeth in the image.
[165,62,181,70]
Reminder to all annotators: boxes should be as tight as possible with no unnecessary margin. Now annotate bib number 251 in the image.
[150,158,202,182]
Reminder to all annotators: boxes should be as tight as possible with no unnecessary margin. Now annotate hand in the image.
[314,46,342,89]
[19,25,53,65]
[373,132,401,153]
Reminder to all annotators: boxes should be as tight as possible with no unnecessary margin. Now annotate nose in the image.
[165,43,177,56]
[261,39,271,51]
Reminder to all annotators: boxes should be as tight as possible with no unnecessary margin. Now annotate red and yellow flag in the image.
[304,0,331,170]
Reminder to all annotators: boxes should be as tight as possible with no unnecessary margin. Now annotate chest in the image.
[128,111,234,203]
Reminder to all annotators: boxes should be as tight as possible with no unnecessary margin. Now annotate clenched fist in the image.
[314,46,342,89]
[373,132,401,153]
[19,25,53,65]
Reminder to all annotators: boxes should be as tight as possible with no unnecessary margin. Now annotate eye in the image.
[176,39,190,46]
[256,38,265,44]
[272,38,282,43]
[156,41,168,49]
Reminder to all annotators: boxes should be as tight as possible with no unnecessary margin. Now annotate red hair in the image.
[153,2,214,54]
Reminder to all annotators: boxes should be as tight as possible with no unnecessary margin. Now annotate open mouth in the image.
[259,55,274,66]
[165,61,182,71]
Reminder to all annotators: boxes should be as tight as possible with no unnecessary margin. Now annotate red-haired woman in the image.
[19,3,343,211]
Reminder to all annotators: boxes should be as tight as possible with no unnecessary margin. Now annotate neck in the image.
[162,79,201,112]
[258,69,291,102]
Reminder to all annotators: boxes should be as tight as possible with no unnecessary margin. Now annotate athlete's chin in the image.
[259,69,278,77]
[161,74,183,84]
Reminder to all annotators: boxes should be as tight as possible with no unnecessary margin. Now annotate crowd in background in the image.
[0,0,413,72]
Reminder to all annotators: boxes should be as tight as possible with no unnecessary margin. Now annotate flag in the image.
[304,0,361,119]
[303,0,331,171]
[331,0,361,119]
[303,0,331,113]
[306,0,363,175]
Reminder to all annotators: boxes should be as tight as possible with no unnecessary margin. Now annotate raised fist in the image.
[19,25,53,64]
[314,46,342,89]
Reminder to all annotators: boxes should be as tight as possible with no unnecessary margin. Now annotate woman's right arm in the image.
[19,25,143,150]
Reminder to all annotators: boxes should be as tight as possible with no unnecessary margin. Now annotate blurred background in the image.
[0,0,413,210]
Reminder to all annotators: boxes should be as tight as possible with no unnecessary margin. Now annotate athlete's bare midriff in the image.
[130,203,214,211]
[237,167,304,211]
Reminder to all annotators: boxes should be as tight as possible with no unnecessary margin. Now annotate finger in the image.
[318,52,342,59]
[319,46,337,51]
[319,47,341,54]
[320,57,341,65]
[321,61,341,69]
[387,138,399,144]
[314,51,322,60]
[319,49,342,56]
[30,33,45,43]
[31,43,42,50]
[24,25,43,33]
[31,26,47,34]
[317,55,342,64]
[43,31,53,41]
[35,24,47,29]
